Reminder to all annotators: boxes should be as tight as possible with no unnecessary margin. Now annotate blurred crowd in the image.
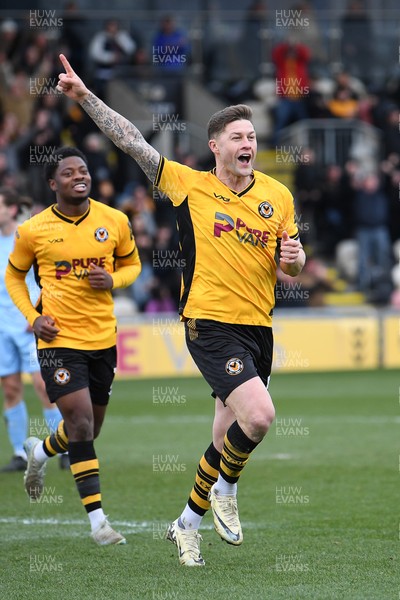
[0,0,399,311]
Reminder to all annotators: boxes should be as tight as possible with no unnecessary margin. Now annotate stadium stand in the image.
[0,0,399,308]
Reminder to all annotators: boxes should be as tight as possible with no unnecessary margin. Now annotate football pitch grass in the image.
[0,370,398,600]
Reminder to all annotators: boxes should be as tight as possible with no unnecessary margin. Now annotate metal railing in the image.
[277,119,382,168]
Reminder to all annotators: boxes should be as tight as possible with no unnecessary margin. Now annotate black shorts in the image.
[37,346,117,404]
[185,319,273,403]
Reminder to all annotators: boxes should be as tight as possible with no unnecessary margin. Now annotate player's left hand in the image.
[280,230,303,264]
[88,263,113,289]
[57,54,89,101]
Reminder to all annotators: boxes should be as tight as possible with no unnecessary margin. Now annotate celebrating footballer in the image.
[5,146,141,545]
[55,53,305,565]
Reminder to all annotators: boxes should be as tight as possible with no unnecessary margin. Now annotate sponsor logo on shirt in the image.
[54,257,106,280]
[214,193,231,203]
[214,212,270,248]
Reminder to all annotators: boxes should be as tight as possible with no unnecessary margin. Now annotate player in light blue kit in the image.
[0,187,67,471]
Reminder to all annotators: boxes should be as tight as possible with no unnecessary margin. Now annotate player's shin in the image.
[68,439,125,545]
[68,440,104,526]
[178,442,220,529]
[216,420,259,493]
[209,421,260,545]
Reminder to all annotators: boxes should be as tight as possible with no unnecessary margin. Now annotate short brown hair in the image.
[207,104,253,140]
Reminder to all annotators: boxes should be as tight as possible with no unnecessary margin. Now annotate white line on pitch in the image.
[106,414,400,425]
[0,517,265,531]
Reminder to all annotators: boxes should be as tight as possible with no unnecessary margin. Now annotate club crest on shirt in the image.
[258,201,274,218]
[94,227,109,242]
[225,358,244,376]
[54,368,71,385]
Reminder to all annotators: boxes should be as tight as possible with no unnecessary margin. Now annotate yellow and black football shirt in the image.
[6,199,141,350]
[155,157,299,327]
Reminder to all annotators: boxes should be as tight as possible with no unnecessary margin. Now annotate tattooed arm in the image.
[80,92,160,183]
[57,54,160,183]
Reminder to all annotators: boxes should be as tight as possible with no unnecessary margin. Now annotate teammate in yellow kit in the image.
[56,55,305,564]
[5,146,141,545]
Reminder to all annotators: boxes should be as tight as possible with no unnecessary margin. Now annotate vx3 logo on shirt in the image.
[213,212,270,248]
[214,193,231,203]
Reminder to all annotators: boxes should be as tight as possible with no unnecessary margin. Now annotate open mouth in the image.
[238,154,251,164]
[73,183,87,191]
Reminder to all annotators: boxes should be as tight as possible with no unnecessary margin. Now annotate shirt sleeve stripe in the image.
[114,248,136,259]
[8,259,29,273]
[154,155,165,187]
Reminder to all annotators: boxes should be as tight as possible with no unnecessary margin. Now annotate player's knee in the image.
[65,415,93,440]
[246,405,275,439]
[2,381,22,406]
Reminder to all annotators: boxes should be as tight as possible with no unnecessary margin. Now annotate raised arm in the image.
[57,54,160,183]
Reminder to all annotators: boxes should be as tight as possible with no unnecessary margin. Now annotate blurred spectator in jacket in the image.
[353,172,392,302]
[382,106,400,158]
[82,132,113,198]
[89,19,136,98]
[293,147,323,248]
[272,39,310,143]
[239,0,269,82]
[340,0,374,83]
[318,164,352,257]
[152,15,189,73]
[285,2,327,69]
[60,1,87,75]
[0,19,21,71]
[17,108,61,205]
[0,69,36,132]
[327,85,359,119]
[145,281,177,313]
